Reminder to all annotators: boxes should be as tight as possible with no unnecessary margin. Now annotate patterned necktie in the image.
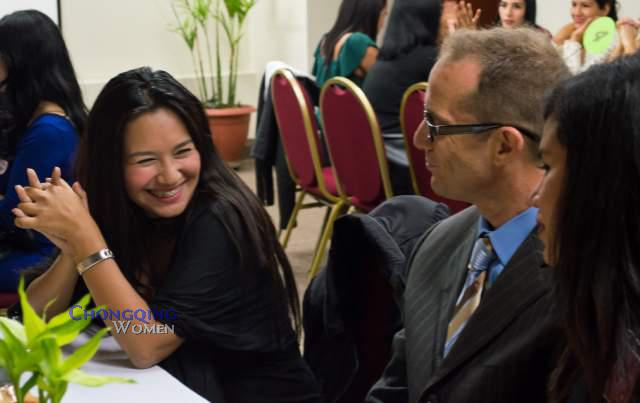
[444,236,496,357]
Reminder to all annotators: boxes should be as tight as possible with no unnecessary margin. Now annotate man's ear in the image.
[493,127,526,166]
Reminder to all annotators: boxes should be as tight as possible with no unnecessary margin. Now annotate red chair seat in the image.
[307,167,340,198]
[0,293,19,308]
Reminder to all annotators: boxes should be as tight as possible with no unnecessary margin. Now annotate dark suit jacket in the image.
[367,206,561,403]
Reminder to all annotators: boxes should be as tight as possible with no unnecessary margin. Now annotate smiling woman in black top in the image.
[15,67,322,403]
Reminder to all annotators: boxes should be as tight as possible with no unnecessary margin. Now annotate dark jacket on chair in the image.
[251,71,319,230]
[303,196,449,403]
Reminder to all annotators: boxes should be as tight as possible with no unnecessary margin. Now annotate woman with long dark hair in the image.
[496,0,551,36]
[15,68,321,403]
[361,0,441,195]
[532,54,640,402]
[0,10,86,291]
[311,0,388,88]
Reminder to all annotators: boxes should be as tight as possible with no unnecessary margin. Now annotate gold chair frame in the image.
[399,82,428,196]
[271,69,349,279]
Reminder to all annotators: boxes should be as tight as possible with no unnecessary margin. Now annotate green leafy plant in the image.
[171,0,257,108]
[0,279,134,403]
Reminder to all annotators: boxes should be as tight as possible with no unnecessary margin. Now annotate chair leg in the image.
[308,201,348,279]
[312,206,332,256]
[281,190,306,249]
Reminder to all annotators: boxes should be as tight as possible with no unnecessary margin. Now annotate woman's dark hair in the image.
[0,10,87,155]
[377,0,440,61]
[321,0,387,65]
[596,0,618,21]
[496,0,537,26]
[545,53,640,402]
[76,67,301,335]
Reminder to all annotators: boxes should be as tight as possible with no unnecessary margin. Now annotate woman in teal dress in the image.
[312,0,388,88]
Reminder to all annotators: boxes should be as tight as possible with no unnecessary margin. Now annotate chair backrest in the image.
[320,77,393,209]
[271,69,336,200]
[400,83,470,214]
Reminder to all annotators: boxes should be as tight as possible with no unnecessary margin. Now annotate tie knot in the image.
[468,236,495,273]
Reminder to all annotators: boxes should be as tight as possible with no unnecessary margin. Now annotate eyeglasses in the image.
[423,110,540,143]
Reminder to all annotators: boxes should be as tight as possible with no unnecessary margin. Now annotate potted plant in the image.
[172,0,258,164]
[0,279,133,403]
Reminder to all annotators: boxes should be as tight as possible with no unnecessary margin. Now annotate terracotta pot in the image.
[205,105,256,163]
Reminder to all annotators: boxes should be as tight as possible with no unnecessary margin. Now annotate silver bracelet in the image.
[76,248,114,276]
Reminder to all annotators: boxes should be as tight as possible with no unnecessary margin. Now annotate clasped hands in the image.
[12,167,97,258]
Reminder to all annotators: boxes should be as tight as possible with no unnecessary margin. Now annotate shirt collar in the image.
[477,207,538,267]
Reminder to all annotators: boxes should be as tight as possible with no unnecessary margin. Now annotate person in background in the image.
[532,53,640,403]
[312,0,388,88]
[15,67,322,403]
[497,0,551,36]
[553,0,619,74]
[366,27,570,403]
[362,0,441,195]
[0,10,86,291]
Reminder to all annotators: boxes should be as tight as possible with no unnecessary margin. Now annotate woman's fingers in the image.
[13,214,38,230]
[15,185,33,203]
[26,168,43,189]
[51,166,62,186]
[72,181,89,209]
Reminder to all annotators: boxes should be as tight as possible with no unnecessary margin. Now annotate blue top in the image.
[477,207,539,287]
[0,114,79,239]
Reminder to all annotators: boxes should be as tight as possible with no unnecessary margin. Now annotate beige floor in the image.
[234,159,326,299]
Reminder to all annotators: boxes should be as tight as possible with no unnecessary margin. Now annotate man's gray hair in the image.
[439,27,570,147]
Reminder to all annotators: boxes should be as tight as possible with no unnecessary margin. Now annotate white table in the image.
[62,334,208,403]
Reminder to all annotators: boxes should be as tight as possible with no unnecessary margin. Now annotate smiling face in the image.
[123,108,201,218]
[531,118,567,265]
[413,57,495,204]
[571,0,610,27]
[499,0,527,28]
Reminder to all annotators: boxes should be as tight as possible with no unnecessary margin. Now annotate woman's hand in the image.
[570,18,594,43]
[617,17,640,55]
[554,22,577,45]
[455,1,481,30]
[446,1,482,34]
[12,167,104,260]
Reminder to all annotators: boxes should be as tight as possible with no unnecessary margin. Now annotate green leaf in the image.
[63,369,135,387]
[20,373,39,399]
[0,317,27,344]
[43,296,96,347]
[17,277,46,343]
[0,338,11,368]
[0,321,34,374]
[59,327,110,375]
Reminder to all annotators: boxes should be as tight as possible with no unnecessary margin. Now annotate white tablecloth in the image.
[62,334,208,403]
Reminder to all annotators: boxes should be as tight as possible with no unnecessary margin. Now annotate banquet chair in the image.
[319,77,393,214]
[271,69,349,279]
[400,82,470,214]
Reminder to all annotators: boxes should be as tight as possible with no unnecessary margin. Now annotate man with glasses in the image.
[367,28,570,403]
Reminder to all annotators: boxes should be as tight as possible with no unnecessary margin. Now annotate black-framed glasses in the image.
[423,110,540,143]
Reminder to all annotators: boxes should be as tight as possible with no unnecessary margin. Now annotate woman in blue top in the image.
[0,10,86,291]
[312,0,388,88]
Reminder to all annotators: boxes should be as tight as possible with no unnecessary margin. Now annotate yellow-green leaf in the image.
[17,277,46,343]
[63,369,135,387]
[0,317,27,344]
[59,328,109,375]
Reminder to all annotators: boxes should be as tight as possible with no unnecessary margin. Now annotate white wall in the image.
[60,0,310,137]
[538,0,640,35]
[51,0,640,140]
